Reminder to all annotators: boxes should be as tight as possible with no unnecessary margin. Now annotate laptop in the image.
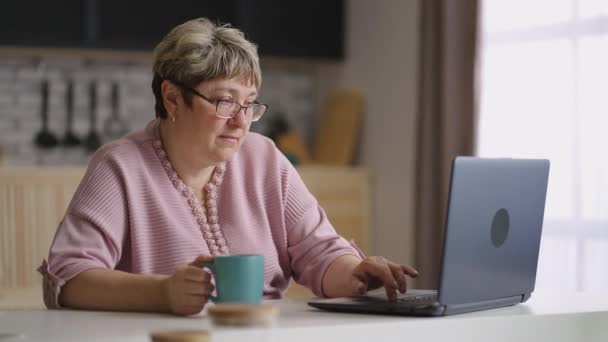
[309,156,550,316]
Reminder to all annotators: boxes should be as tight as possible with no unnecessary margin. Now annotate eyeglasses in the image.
[180,84,268,122]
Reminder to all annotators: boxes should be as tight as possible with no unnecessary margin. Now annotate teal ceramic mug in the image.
[202,254,264,304]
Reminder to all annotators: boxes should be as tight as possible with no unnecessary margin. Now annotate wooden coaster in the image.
[150,330,209,342]
[208,303,278,326]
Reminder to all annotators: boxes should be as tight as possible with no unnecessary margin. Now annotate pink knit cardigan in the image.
[38,119,363,308]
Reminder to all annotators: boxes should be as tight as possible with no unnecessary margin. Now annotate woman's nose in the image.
[228,107,249,127]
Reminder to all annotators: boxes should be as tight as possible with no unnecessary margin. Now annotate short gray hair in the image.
[151,18,262,119]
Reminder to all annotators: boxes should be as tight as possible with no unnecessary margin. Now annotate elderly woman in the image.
[38,18,418,316]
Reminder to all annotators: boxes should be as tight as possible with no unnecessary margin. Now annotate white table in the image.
[1,291,608,342]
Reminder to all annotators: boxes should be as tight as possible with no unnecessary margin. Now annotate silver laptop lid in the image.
[438,157,550,305]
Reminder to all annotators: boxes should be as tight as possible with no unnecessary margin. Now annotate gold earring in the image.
[170,114,176,123]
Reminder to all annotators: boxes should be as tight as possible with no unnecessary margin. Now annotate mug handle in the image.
[201,261,218,302]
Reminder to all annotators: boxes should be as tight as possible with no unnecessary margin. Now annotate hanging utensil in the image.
[62,78,81,147]
[83,81,102,152]
[33,79,59,149]
[103,81,129,139]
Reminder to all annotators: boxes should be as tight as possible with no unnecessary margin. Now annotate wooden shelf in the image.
[0,47,153,64]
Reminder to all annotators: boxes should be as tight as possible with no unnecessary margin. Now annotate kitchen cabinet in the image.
[0,0,345,60]
[0,1,85,47]
[94,0,239,50]
[239,0,344,59]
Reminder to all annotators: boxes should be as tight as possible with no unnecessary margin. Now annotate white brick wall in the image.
[0,57,315,166]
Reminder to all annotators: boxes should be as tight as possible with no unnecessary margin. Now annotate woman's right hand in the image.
[164,255,215,316]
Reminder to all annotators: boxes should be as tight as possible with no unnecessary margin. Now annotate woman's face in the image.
[172,77,258,165]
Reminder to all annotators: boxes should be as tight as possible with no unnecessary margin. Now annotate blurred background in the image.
[0,0,607,294]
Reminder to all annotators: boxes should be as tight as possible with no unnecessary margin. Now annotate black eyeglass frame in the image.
[174,81,268,122]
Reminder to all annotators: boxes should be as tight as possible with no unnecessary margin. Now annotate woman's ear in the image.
[161,80,181,119]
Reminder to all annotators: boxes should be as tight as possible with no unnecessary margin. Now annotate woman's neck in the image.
[159,121,215,191]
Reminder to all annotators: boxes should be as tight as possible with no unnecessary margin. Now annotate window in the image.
[479,0,608,291]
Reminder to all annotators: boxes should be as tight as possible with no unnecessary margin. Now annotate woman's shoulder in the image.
[236,132,285,166]
[86,122,158,173]
[228,132,297,185]
[241,131,276,150]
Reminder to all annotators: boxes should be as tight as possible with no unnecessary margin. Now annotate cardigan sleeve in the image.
[38,150,129,309]
[282,160,365,297]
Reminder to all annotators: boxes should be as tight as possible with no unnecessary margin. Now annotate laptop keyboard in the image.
[397,291,438,303]
[341,289,438,304]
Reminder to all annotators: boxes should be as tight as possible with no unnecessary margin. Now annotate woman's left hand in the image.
[350,256,418,301]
